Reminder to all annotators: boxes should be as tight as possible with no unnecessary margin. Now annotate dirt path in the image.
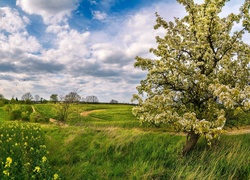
[32,106,36,113]
[80,109,105,116]
[49,118,68,127]
[225,125,250,135]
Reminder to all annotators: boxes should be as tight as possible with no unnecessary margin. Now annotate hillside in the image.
[0,104,249,179]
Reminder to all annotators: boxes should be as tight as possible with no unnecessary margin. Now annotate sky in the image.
[0,0,246,103]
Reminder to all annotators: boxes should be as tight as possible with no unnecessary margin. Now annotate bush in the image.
[56,103,70,121]
[20,105,33,114]
[0,101,4,107]
[30,112,49,123]
[0,99,9,107]
[3,105,12,114]
[21,111,30,121]
[9,110,22,120]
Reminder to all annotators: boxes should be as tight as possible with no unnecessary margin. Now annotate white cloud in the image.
[2,0,247,102]
[92,10,107,20]
[0,7,28,33]
[0,7,41,56]
[16,0,79,24]
[43,29,91,64]
[89,0,98,5]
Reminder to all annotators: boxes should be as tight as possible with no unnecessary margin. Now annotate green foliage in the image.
[0,122,61,179]
[9,109,22,120]
[226,108,250,127]
[30,112,49,123]
[4,105,34,121]
[21,111,30,121]
[0,107,9,122]
[20,105,33,114]
[0,99,8,107]
[50,94,58,103]
[3,105,12,115]
[55,103,71,122]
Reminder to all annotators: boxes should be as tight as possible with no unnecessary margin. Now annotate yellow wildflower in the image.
[24,162,30,166]
[53,173,60,180]
[3,170,9,176]
[42,156,47,163]
[33,166,41,173]
[4,157,12,168]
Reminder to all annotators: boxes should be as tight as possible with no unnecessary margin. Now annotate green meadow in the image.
[0,103,249,179]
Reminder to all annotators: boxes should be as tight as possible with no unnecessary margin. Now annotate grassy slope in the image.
[35,104,250,180]
[42,125,250,180]
[1,104,249,179]
[0,107,8,122]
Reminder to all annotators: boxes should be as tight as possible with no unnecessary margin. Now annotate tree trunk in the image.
[182,131,200,155]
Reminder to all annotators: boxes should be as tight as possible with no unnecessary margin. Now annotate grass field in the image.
[0,103,250,179]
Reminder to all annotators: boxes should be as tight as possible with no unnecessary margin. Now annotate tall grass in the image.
[43,125,250,179]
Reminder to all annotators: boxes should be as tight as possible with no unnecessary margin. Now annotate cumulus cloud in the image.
[0,7,28,33]
[92,10,107,20]
[0,7,41,65]
[16,0,80,24]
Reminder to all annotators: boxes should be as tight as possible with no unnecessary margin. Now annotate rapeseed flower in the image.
[53,173,60,180]
[33,166,41,173]
[3,170,10,176]
[42,156,47,163]
[4,157,12,168]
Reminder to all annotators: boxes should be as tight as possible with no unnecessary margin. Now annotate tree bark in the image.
[182,131,200,155]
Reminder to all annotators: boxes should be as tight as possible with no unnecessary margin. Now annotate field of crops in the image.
[0,103,249,179]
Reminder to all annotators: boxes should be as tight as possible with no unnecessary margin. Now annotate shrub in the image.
[21,111,30,121]
[0,101,4,107]
[55,103,70,122]
[3,105,12,114]
[30,112,49,123]
[20,105,33,114]
[9,110,22,120]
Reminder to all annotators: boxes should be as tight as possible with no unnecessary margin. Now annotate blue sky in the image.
[0,0,246,102]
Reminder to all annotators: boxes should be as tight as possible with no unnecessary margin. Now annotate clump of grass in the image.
[0,122,62,179]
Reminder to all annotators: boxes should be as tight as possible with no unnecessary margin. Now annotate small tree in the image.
[34,95,40,103]
[133,0,250,154]
[86,96,99,103]
[56,101,70,122]
[50,94,59,103]
[110,99,118,104]
[0,94,7,107]
[0,94,4,100]
[22,92,33,104]
[64,92,81,103]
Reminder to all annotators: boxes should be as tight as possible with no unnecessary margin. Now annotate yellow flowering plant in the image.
[0,122,61,179]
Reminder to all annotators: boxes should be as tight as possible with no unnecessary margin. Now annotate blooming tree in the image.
[132,0,250,154]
